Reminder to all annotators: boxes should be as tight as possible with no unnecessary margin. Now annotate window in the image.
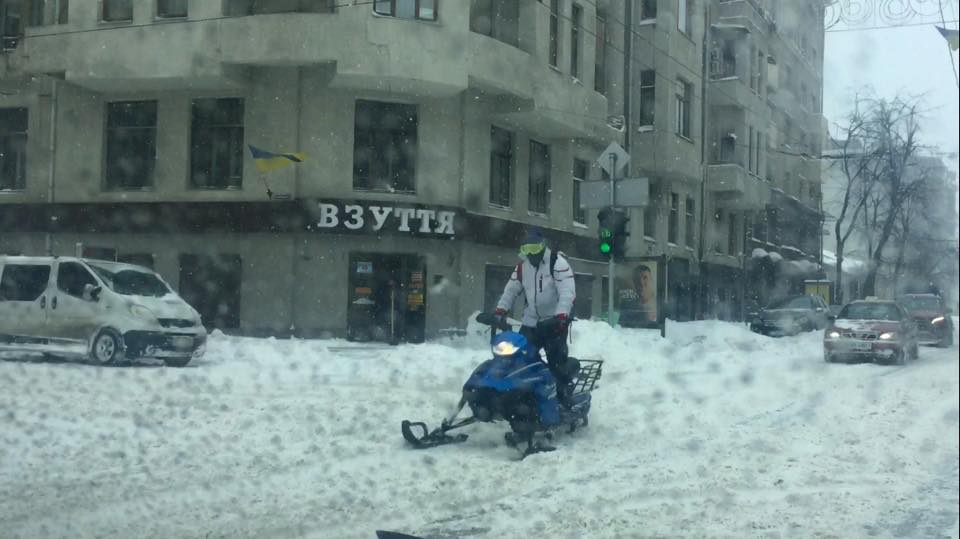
[548,0,560,67]
[489,126,513,207]
[0,264,50,302]
[640,0,656,20]
[353,100,418,193]
[677,0,690,34]
[573,273,594,319]
[573,159,587,224]
[102,0,132,21]
[0,108,27,191]
[190,98,244,189]
[747,126,754,172]
[528,140,551,214]
[22,0,68,25]
[56,262,98,298]
[470,0,518,47]
[374,0,436,21]
[179,254,242,329]
[225,0,335,14]
[82,246,117,261]
[594,10,606,93]
[755,131,762,174]
[684,196,695,246]
[157,0,187,18]
[728,213,737,254]
[643,194,657,239]
[105,101,157,190]
[675,79,691,138]
[27,0,44,26]
[668,193,679,244]
[570,4,582,79]
[639,70,655,127]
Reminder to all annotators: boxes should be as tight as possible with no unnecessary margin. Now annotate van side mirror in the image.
[827,314,836,322]
[83,284,102,302]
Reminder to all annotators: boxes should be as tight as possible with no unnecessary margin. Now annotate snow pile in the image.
[1,319,957,539]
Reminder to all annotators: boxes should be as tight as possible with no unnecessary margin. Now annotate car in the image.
[749,294,831,337]
[823,298,919,365]
[897,293,954,348]
[0,256,206,367]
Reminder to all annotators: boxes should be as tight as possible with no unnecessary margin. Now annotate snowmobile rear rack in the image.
[572,359,602,395]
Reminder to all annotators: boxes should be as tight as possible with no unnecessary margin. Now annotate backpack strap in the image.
[515,261,523,281]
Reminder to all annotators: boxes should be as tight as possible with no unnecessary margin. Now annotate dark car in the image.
[824,299,919,365]
[898,294,954,348]
[750,294,831,337]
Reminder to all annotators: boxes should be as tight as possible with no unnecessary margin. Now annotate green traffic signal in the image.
[600,243,612,254]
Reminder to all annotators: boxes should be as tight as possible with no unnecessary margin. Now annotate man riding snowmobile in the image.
[495,228,576,406]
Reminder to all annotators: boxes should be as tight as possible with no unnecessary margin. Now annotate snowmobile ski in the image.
[376,531,424,539]
[401,419,473,449]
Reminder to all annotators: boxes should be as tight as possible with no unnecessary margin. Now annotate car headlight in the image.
[931,316,945,324]
[828,331,840,339]
[129,304,155,320]
[879,332,895,340]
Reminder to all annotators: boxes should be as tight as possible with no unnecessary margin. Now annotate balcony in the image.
[710,76,761,110]
[707,163,771,210]
[714,0,773,35]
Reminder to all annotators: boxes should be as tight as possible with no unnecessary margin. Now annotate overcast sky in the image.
[823,22,960,166]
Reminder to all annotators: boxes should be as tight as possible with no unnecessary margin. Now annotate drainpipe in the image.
[45,76,59,255]
[697,3,710,319]
[622,0,632,154]
[289,67,305,337]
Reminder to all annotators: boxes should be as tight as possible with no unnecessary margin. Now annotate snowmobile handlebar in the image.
[475,312,573,334]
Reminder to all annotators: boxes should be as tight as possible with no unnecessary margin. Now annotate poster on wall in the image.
[617,256,665,331]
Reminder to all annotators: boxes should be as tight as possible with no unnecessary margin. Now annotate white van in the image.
[0,256,206,367]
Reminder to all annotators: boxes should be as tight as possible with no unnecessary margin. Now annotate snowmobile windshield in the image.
[87,262,171,297]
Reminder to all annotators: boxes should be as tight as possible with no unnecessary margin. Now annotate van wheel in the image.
[90,330,124,366]
[163,356,191,368]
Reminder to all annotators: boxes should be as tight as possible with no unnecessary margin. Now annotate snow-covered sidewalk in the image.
[1,320,957,539]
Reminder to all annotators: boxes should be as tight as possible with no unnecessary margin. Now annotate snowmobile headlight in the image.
[879,332,895,340]
[492,341,520,356]
[931,316,945,325]
[827,331,841,339]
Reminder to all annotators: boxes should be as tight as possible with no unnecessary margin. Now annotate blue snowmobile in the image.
[401,312,602,458]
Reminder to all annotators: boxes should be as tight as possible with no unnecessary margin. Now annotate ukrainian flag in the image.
[248,145,307,173]
[936,26,959,51]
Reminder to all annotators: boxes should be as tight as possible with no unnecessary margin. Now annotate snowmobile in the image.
[400,312,602,459]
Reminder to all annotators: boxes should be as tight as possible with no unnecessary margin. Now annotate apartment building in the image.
[0,0,627,340]
[619,0,827,320]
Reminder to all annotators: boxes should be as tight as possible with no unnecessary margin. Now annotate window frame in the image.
[572,158,588,224]
[101,0,133,22]
[528,139,551,215]
[488,125,514,208]
[677,0,689,34]
[570,3,582,79]
[104,100,158,191]
[352,99,419,194]
[728,212,737,255]
[156,0,188,19]
[548,0,560,67]
[684,195,695,247]
[675,79,692,138]
[0,107,28,191]
[0,264,51,302]
[56,261,100,299]
[640,0,657,20]
[189,97,245,190]
[639,70,656,127]
[373,0,437,21]
[594,9,606,93]
[668,192,679,244]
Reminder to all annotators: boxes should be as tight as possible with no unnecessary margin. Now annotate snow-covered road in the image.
[1,320,957,539]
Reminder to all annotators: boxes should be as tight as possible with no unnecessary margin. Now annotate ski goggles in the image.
[519,242,545,256]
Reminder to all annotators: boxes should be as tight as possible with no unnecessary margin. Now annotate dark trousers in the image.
[520,324,571,387]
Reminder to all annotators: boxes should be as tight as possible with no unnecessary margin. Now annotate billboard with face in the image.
[617,257,662,329]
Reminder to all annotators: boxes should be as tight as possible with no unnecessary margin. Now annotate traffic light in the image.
[597,206,629,258]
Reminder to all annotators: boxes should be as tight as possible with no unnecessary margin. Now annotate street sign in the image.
[597,142,630,177]
[579,177,650,209]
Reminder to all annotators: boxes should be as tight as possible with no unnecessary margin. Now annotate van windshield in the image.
[87,263,170,297]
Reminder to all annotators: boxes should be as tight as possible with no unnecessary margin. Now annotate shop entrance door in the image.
[347,253,426,344]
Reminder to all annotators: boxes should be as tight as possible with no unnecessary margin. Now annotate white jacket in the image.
[497,247,576,327]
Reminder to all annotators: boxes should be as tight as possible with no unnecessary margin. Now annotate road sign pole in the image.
[608,152,617,327]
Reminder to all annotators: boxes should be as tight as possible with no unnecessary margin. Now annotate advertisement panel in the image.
[617,256,665,330]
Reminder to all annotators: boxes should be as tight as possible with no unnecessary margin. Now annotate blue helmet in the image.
[491,332,529,358]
